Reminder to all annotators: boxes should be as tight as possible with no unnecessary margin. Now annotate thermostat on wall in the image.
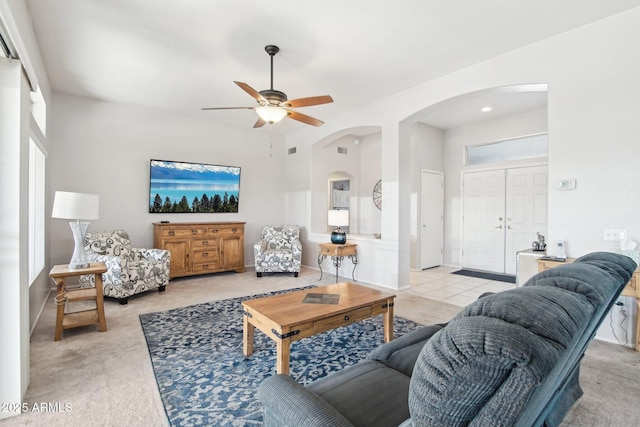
[555,179,576,191]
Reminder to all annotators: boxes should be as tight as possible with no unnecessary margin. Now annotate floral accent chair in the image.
[254,225,302,277]
[78,230,170,304]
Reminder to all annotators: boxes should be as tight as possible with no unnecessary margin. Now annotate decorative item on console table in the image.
[328,209,349,244]
[153,222,245,279]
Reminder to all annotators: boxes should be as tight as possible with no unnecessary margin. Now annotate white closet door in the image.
[462,169,506,272]
[421,170,444,269]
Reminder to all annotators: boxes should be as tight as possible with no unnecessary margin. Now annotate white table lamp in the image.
[328,209,349,244]
[52,191,100,269]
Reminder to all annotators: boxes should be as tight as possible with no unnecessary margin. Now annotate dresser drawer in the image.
[192,238,219,248]
[204,225,243,237]
[192,261,220,273]
[162,227,203,238]
[314,306,372,332]
[192,248,219,263]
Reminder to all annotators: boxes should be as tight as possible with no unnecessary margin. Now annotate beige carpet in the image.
[2,267,639,426]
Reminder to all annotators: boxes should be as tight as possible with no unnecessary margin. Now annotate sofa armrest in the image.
[132,247,169,262]
[258,374,355,427]
[79,254,127,288]
[292,239,302,255]
[366,323,446,376]
[254,240,267,256]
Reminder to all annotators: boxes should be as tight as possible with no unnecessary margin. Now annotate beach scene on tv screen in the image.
[149,160,240,213]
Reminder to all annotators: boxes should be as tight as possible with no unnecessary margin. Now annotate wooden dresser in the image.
[153,222,245,279]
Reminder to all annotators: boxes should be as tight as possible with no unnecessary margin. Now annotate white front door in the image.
[462,166,548,274]
[421,170,444,269]
[462,169,506,272]
[504,166,548,274]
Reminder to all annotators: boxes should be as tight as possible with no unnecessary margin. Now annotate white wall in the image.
[48,93,288,267]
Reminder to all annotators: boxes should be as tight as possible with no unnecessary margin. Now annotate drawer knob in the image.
[202,252,208,257]
[344,315,350,321]
[191,229,198,234]
[168,230,175,236]
[202,240,208,245]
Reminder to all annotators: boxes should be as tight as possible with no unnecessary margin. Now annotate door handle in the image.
[495,225,503,229]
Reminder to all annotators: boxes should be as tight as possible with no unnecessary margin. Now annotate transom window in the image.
[466,133,548,166]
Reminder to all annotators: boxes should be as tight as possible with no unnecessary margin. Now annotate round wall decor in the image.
[373,180,382,210]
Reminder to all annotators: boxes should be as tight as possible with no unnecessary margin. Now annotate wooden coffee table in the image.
[242,282,396,375]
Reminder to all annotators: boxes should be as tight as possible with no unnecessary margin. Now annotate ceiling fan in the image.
[202,45,333,128]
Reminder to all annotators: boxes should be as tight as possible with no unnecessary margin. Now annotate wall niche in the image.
[311,127,382,237]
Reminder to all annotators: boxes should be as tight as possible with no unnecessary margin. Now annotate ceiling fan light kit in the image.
[202,45,333,127]
[256,105,287,124]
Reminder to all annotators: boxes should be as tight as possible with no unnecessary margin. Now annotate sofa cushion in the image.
[367,324,445,377]
[309,360,411,427]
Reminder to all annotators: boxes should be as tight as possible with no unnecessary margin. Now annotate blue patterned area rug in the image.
[140,287,421,426]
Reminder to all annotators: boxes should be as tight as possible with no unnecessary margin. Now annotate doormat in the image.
[452,269,516,283]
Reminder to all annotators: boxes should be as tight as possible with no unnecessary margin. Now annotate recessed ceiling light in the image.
[481,106,492,113]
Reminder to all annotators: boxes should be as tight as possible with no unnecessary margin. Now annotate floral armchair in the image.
[78,230,170,304]
[254,225,302,277]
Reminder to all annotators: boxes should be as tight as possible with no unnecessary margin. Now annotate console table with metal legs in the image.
[318,242,358,283]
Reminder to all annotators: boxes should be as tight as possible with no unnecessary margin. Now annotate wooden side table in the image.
[537,257,640,351]
[49,262,108,341]
[318,243,358,283]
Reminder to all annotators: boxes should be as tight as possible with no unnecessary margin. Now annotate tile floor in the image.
[409,266,516,307]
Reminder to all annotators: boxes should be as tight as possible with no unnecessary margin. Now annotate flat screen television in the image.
[149,159,240,213]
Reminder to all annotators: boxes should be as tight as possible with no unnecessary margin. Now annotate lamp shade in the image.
[52,191,100,220]
[328,209,349,227]
[256,106,287,124]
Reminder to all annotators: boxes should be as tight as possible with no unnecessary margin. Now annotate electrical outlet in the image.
[604,229,617,241]
[604,229,627,241]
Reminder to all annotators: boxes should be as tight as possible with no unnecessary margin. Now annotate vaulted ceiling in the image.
[26,0,640,133]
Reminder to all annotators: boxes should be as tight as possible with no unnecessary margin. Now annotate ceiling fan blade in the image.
[286,110,324,127]
[253,117,266,128]
[234,81,267,104]
[282,95,334,108]
[201,106,255,110]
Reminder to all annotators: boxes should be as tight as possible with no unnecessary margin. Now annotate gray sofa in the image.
[258,252,636,427]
